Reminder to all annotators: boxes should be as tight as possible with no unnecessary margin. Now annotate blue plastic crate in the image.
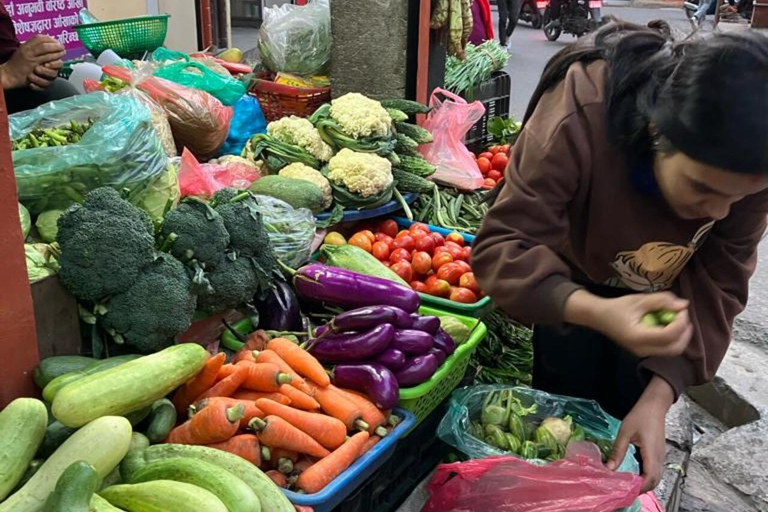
[315,194,418,224]
[392,217,476,243]
[283,408,417,512]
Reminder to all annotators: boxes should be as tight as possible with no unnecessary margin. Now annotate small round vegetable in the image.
[410,281,427,292]
[390,248,412,264]
[446,232,465,247]
[425,278,451,298]
[450,287,478,304]
[479,151,494,160]
[489,145,501,155]
[390,261,413,283]
[430,232,445,247]
[324,232,346,246]
[488,170,503,182]
[359,230,376,243]
[476,157,491,175]
[349,233,373,253]
[378,219,398,238]
[459,272,481,294]
[371,241,391,262]
[412,251,433,275]
[491,153,509,172]
[375,233,394,247]
[413,233,436,254]
[454,260,472,273]
[409,222,430,234]
[392,235,415,252]
[432,252,453,272]
[444,242,465,261]
[483,178,496,189]
[437,263,463,286]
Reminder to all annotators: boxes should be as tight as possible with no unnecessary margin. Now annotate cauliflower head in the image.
[327,149,393,198]
[329,93,392,139]
[279,163,333,209]
[267,116,334,162]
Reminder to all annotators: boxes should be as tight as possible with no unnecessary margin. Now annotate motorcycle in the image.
[519,0,546,29]
[540,0,603,41]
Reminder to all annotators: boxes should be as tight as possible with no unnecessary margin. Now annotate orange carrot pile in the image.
[268,338,330,387]
[233,390,292,405]
[167,401,244,445]
[207,434,262,466]
[296,432,370,494]
[172,352,225,414]
[256,398,347,450]
[250,415,330,459]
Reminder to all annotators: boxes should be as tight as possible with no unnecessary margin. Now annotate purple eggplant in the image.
[409,315,440,335]
[333,363,400,410]
[396,354,439,387]
[428,347,446,366]
[253,278,303,331]
[391,329,433,355]
[433,328,456,356]
[292,264,420,313]
[373,348,407,371]
[310,324,395,363]
[330,306,412,333]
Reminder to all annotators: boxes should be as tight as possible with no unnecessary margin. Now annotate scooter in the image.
[540,0,603,41]
[519,0,546,29]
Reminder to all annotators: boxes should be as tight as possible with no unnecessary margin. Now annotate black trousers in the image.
[4,78,79,115]
[498,0,522,45]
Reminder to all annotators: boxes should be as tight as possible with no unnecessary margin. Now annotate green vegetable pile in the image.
[472,309,533,387]
[642,309,678,327]
[412,187,490,234]
[445,41,509,97]
[11,120,94,150]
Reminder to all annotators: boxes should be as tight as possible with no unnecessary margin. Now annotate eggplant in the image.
[310,324,395,363]
[373,348,407,371]
[428,347,446,366]
[409,315,440,335]
[253,278,302,331]
[396,354,439,387]
[433,328,456,356]
[391,329,434,355]
[292,264,420,313]
[333,363,400,410]
[330,306,412,333]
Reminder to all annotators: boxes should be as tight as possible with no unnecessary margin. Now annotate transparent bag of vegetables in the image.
[437,385,640,476]
[252,195,316,267]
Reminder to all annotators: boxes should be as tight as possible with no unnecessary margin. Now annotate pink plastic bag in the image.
[423,444,643,512]
[178,148,261,198]
[640,492,665,512]
[419,88,486,190]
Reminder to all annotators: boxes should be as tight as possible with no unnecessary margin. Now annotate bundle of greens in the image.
[445,41,509,97]
[471,309,533,387]
[412,187,490,234]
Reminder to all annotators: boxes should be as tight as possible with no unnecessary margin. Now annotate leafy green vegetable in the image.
[472,309,533,387]
[35,210,64,243]
[487,116,522,145]
[18,203,31,239]
[440,316,471,345]
[25,243,60,283]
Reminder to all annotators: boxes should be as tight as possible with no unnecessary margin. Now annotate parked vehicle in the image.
[541,0,603,41]
[519,0,546,29]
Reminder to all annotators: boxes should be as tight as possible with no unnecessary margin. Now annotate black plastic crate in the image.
[462,71,512,154]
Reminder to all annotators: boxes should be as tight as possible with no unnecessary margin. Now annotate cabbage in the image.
[537,416,573,446]
[36,209,64,243]
[133,164,180,227]
[440,316,471,345]
[25,243,60,283]
[19,203,31,239]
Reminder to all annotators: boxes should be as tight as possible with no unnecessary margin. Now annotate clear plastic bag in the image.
[423,448,643,512]
[253,195,316,267]
[118,87,177,157]
[420,88,486,190]
[11,92,168,215]
[178,149,261,198]
[258,0,331,77]
[218,94,267,156]
[154,61,246,106]
[437,385,640,475]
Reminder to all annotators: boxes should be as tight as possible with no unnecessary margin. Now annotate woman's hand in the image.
[0,35,64,90]
[564,289,693,358]
[608,376,674,492]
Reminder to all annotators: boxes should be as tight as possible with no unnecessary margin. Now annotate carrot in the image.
[296,431,370,494]
[270,447,299,474]
[309,383,368,432]
[293,457,314,474]
[215,363,238,382]
[172,352,225,414]
[196,361,250,400]
[166,402,244,445]
[193,397,264,428]
[250,415,330,459]
[334,387,388,436]
[265,470,288,488]
[279,384,320,411]
[256,398,346,451]
[359,435,381,456]
[207,434,262,466]
[255,349,314,394]
[234,349,258,364]
[233,390,292,405]
[267,338,330,388]
[241,362,293,392]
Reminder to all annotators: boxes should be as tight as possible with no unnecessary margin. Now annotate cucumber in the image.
[398,154,436,178]
[34,356,97,389]
[121,444,293,512]
[395,122,434,144]
[380,99,431,115]
[144,399,177,444]
[393,168,437,194]
[43,355,142,402]
[36,421,78,459]
[11,460,44,495]
[249,175,326,214]
[0,416,132,512]
[0,398,48,501]
[395,133,419,152]
[320,244,408,285]
[100,481,228,512]
[42,461,100,512]
[89,495,123,512]
[124,406,152,427]
[386,108,409,123]
[130,458,260,512]
[52,344,207,428]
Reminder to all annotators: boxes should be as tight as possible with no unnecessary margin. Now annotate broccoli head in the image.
[57,187,156,301]
[101,254,197,353]
[159,198,230,267]
[196,252,268,314]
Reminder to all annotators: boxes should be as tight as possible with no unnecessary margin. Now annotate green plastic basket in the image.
[398,306,487,429]
[75,15,170,59]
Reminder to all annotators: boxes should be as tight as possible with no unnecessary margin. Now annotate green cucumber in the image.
[42,461,100,512]
[393,168,437,194]
[380,99,431,115]
[130,458,260,512]
[89,495,123,512]
[36,421,78,459]
[0,398,48,501]
[145,399,177,444]
[249,175,326,214]
[100,481,228,512]
[43,355,142,402]
[386,108,409,123]
[34,356,97,389]
[320,243,407,285]
[11,460,44,495]
[395,122,434,144]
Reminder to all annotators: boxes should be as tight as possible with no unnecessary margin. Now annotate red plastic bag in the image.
[178,148,261,198]
[423,444,643,512]
[640,493,665,512]
[419,88,485,190]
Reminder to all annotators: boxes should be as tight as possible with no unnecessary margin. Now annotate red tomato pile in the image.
[473,144,510,189]
[347,219,483,304]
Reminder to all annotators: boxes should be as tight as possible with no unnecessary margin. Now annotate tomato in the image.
[462,246,473,263]
[487,170,502,182]
[323,232,346,245]
[432,252,454,272]
[382,261,391,268]
[430,232,445,247]
[483,178,496,189]
[436,263,464,286]
[454,260,471,274]
[410,281,428,292]
[396,229,411,239]
[409,222,431,236]
[489,145,501,155]
[414,234,436,254]
[425,278,451,298]
[371,241,391,261]
[434,246,451,255]
[491,153,509,172]
[459,272,481,294]
[392,235,415,252]
[479,152,494,160]
[390,261,413,283]
[500,144,511,155]
[390,248,412,264]
[444,242,465,261]
[378,219,399,238]
[424,274,441,287]
[476,157,491,176]
[375,233,394,247]
[358,230,375,243]
[348,233,372,253]
[411,251,433,275]
[450,287,478,304]
[469,151,476,159]
[445,232,465,247]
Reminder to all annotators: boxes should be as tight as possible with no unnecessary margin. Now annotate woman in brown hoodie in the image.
[472,21,768,491]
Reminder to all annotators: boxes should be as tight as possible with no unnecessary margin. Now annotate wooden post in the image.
[416,0,432,107]
[0,91,40,407]
[714,0,725,27]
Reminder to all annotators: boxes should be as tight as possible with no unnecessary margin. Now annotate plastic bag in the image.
[154,61,246,106]
[253,195,316,267]
[11,92,168,215]
[420,88,485,190]
[178,149,261,198]
[133,160,180,227]
[258,0,331,77]
[218,95,267,156]
[423,448,643,512]
[437,385,640,475]
[118,87,177,157]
